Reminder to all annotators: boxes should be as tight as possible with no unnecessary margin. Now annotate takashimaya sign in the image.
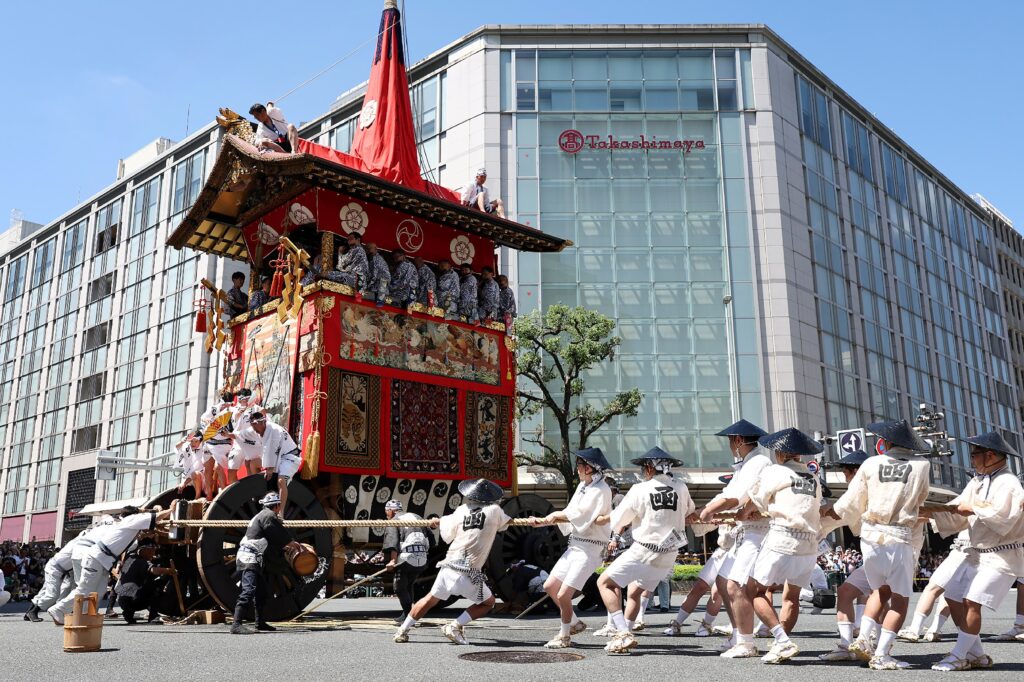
[558,129,706,154]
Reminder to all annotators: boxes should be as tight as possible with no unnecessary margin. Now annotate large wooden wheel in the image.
[486,493,566,602]
[145,485,214,615]
[196,476,333,621]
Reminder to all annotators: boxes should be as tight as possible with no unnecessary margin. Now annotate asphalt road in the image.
[2,594,1022,681]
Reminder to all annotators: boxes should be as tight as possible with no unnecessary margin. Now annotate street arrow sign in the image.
[837,428,866,456]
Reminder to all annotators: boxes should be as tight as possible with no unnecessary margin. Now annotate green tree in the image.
[514,305,643,497]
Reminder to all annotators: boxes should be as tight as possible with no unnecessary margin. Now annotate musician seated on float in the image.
[249,102,298,153]
[460,168,505,218]
[248,274,274,312]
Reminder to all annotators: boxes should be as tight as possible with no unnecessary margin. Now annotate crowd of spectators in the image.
[916,550,947,580]
[818,546,863,577]
[1,540,56,602]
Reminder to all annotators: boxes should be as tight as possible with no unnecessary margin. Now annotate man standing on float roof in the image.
[596,446,693,655]
[827,418,931,670]
[698,418,771,658]
[527,447,613,649]
[927,431,1024,672]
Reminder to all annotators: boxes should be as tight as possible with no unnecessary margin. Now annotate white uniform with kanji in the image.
[228,404,264,470]
[745,461,822,588]
[549,476,613,590]
[200,403,233,468]
[53,512,158,616]
[715,449,773,584]
[832,453,931,597]
[603,474,694,591]
[942,469,1024,610]
[431,503,512,602]
[260,420,301,480]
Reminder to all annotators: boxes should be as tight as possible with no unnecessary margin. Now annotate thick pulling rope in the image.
[161,518,539,529]
[287,567,390,622]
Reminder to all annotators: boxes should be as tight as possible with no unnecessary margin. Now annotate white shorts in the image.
[750,548,815,589]
[429,567,493,603]
[228,443,263,470]
[204,444,230,468]
[601,544,675,592]
[842,566,870,595]
[929,549,970,590]
[945,562,1017,610]
[549,542,604,591]
[698,547,728,585]
[721,527,766,584]
[862,539,915,597]
[271,449,301,480]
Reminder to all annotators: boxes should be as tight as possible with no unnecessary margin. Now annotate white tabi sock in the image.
[859,616,879,642]
[674,608,691,625]
[610,611,628,632]
[950,630,978,660]
[559,622,571,637]
[736,632,754,646]
[968,634,985,658]
[837,621,855,647]
[728,628,738,646]
[854,603,865,624]
[640,595,651,613]
[908,611,926,635]
[928,613,948,634]
[455,611,472,627]
[625,619,635,631]
[1016,613,1024,627]
[705,611,718,625]
[874,629,897,657]
[400,616,417,632]
[770,624,790,645]
[606,613,614,628]
[570,613,580,626]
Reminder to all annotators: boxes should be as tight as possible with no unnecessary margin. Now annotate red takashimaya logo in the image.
[559,130,706,154]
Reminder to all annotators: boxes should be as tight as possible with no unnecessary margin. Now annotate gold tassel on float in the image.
[302,430,321,478]
[204,307,215,353]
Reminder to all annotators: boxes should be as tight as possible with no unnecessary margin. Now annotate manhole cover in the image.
[459,651,584,664]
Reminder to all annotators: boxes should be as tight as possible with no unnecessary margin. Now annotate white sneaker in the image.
[593,624,617,637]
[47,607,65,626]
[720,643,759,658]
[761,641,799,664]
[605,632,638,654]
[868,654,911,670]
[846,637,874,662]
[990,624,1024,641]
[441,623,468,645]
[544,635,572,649]
[818,646,858,662]
[897,628,921,642]
[694,622,713,637]
[931,655,971,672]
[663,621,684,636]
[393,629,409,643]
[631,621,646,632]
[755,624,771,638]
[569,621,587,636]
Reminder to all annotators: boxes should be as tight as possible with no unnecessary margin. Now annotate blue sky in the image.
[2,1,1021,230]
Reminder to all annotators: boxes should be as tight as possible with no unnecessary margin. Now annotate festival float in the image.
[155,1,571,619]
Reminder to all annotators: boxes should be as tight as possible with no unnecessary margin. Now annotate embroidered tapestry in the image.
[464,392,512,482]
[338,301,500,385]
[390,379,459,474]
[323,368,382,470]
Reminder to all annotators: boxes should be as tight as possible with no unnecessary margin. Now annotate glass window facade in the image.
[507,48,759,468]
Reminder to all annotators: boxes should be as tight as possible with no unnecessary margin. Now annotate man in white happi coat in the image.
[596,446,694,655]
[828,419,931,670]
[200,391,234,499]
[394,479,511,645]
[227,388,264,482]
[250,411,301,515]
[743,428,824,664]
[698,418,772,658]
[528,447,613,649]
[24,516,116,622]
[50,507,171,624]
[928,431,1024,672]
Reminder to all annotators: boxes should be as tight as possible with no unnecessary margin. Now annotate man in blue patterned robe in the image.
[338,233,369,289]
[458,264,479,322]
[365,243,391,307]
[477,267,499,322]
[437,260,460,320]
[415,257,436,307]
[388,250,418,307]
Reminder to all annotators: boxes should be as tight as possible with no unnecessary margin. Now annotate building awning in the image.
[167,135,572,263]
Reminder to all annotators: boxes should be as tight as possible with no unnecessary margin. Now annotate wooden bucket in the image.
[285,543,318,577]
[63,592,104,653]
